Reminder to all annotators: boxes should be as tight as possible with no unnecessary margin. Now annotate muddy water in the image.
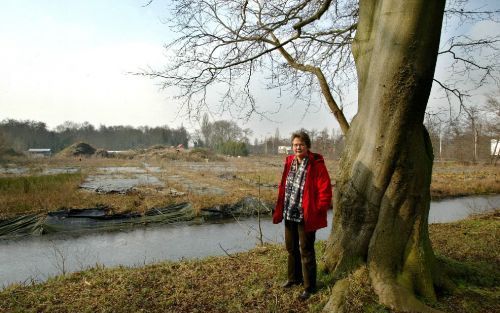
[1,195,498,289]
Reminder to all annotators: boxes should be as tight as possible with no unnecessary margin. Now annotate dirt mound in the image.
[137,146,225,162]
[59,142,96,157]
[187,148,224,161]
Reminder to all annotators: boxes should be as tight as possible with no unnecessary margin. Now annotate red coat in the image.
[273,151,333,232]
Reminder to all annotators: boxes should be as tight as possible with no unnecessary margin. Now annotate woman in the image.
[273,131,332,300]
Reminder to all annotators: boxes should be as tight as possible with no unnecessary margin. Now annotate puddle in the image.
[167,175,225,195]
[80,174,164,193]
[80,164,165,194]
[42,168,80,175]
[0,167,80,176]
[178,163,238,172]
[97,167,147,174]
[145,166,161,173]
[0,167,29,175]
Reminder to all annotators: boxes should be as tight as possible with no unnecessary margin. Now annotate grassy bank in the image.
[1,211,498,313]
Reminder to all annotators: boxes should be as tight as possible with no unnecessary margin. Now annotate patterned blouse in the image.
[283,157,309,222]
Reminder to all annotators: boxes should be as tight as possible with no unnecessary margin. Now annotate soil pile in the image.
[59,142,96,157]
[138,146,225,162]
[187,148,224,161]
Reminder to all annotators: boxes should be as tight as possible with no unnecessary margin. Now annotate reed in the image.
[0,173,85,219]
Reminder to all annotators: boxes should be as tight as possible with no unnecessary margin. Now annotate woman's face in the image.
[292,137,308,160]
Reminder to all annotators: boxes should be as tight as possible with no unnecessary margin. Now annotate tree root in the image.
[370,274,444,313]
[322,278,350,313]
[321,267,445,313]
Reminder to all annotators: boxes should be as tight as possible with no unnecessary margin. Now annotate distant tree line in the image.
[250,100,499,165]
[0,119,189,152]
[251,127,345,159]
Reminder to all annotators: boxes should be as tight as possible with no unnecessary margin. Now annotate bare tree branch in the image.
[293,0,333,31]
[141,0,498,134]
[139,0,357,131]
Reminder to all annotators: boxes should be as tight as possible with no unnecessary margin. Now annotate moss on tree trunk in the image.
[322,0,446,312]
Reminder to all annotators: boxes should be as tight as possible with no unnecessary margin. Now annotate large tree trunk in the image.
[323,0,446,312]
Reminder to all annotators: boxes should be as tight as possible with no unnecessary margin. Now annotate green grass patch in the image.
[429,211,500,313]
[429,211,500,265]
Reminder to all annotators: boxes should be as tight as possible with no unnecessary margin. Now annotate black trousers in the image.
[284,220,317,292]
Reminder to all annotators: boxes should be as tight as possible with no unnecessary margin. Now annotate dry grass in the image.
[0,157,179,219]
[0,173,86,219]
[158,157,279,211]
[0,245,326,313]
[431,162,500,199]
[0,175,179,220]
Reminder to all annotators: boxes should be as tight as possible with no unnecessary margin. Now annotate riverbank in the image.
[1,210,498,313]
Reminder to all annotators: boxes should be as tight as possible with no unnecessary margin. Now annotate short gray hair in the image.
[291,131,311,148]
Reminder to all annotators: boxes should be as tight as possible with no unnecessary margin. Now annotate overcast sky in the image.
[1,0,499,141]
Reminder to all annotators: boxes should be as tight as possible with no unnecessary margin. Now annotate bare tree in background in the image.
[143,0,499,311]
[433,0,500,116]
[483,93,500,164]
[462,105,482,163]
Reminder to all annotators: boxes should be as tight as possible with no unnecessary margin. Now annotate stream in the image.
[1,194,498,289]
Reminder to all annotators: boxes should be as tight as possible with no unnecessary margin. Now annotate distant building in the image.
[492,139,500,156]
[278,145,292,154]
[107,150,127,154]
[28,148,52,157]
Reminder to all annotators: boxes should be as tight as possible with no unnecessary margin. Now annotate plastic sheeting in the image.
[0,197,272,239]
[0,203,194,239]
[0,214,45,237]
